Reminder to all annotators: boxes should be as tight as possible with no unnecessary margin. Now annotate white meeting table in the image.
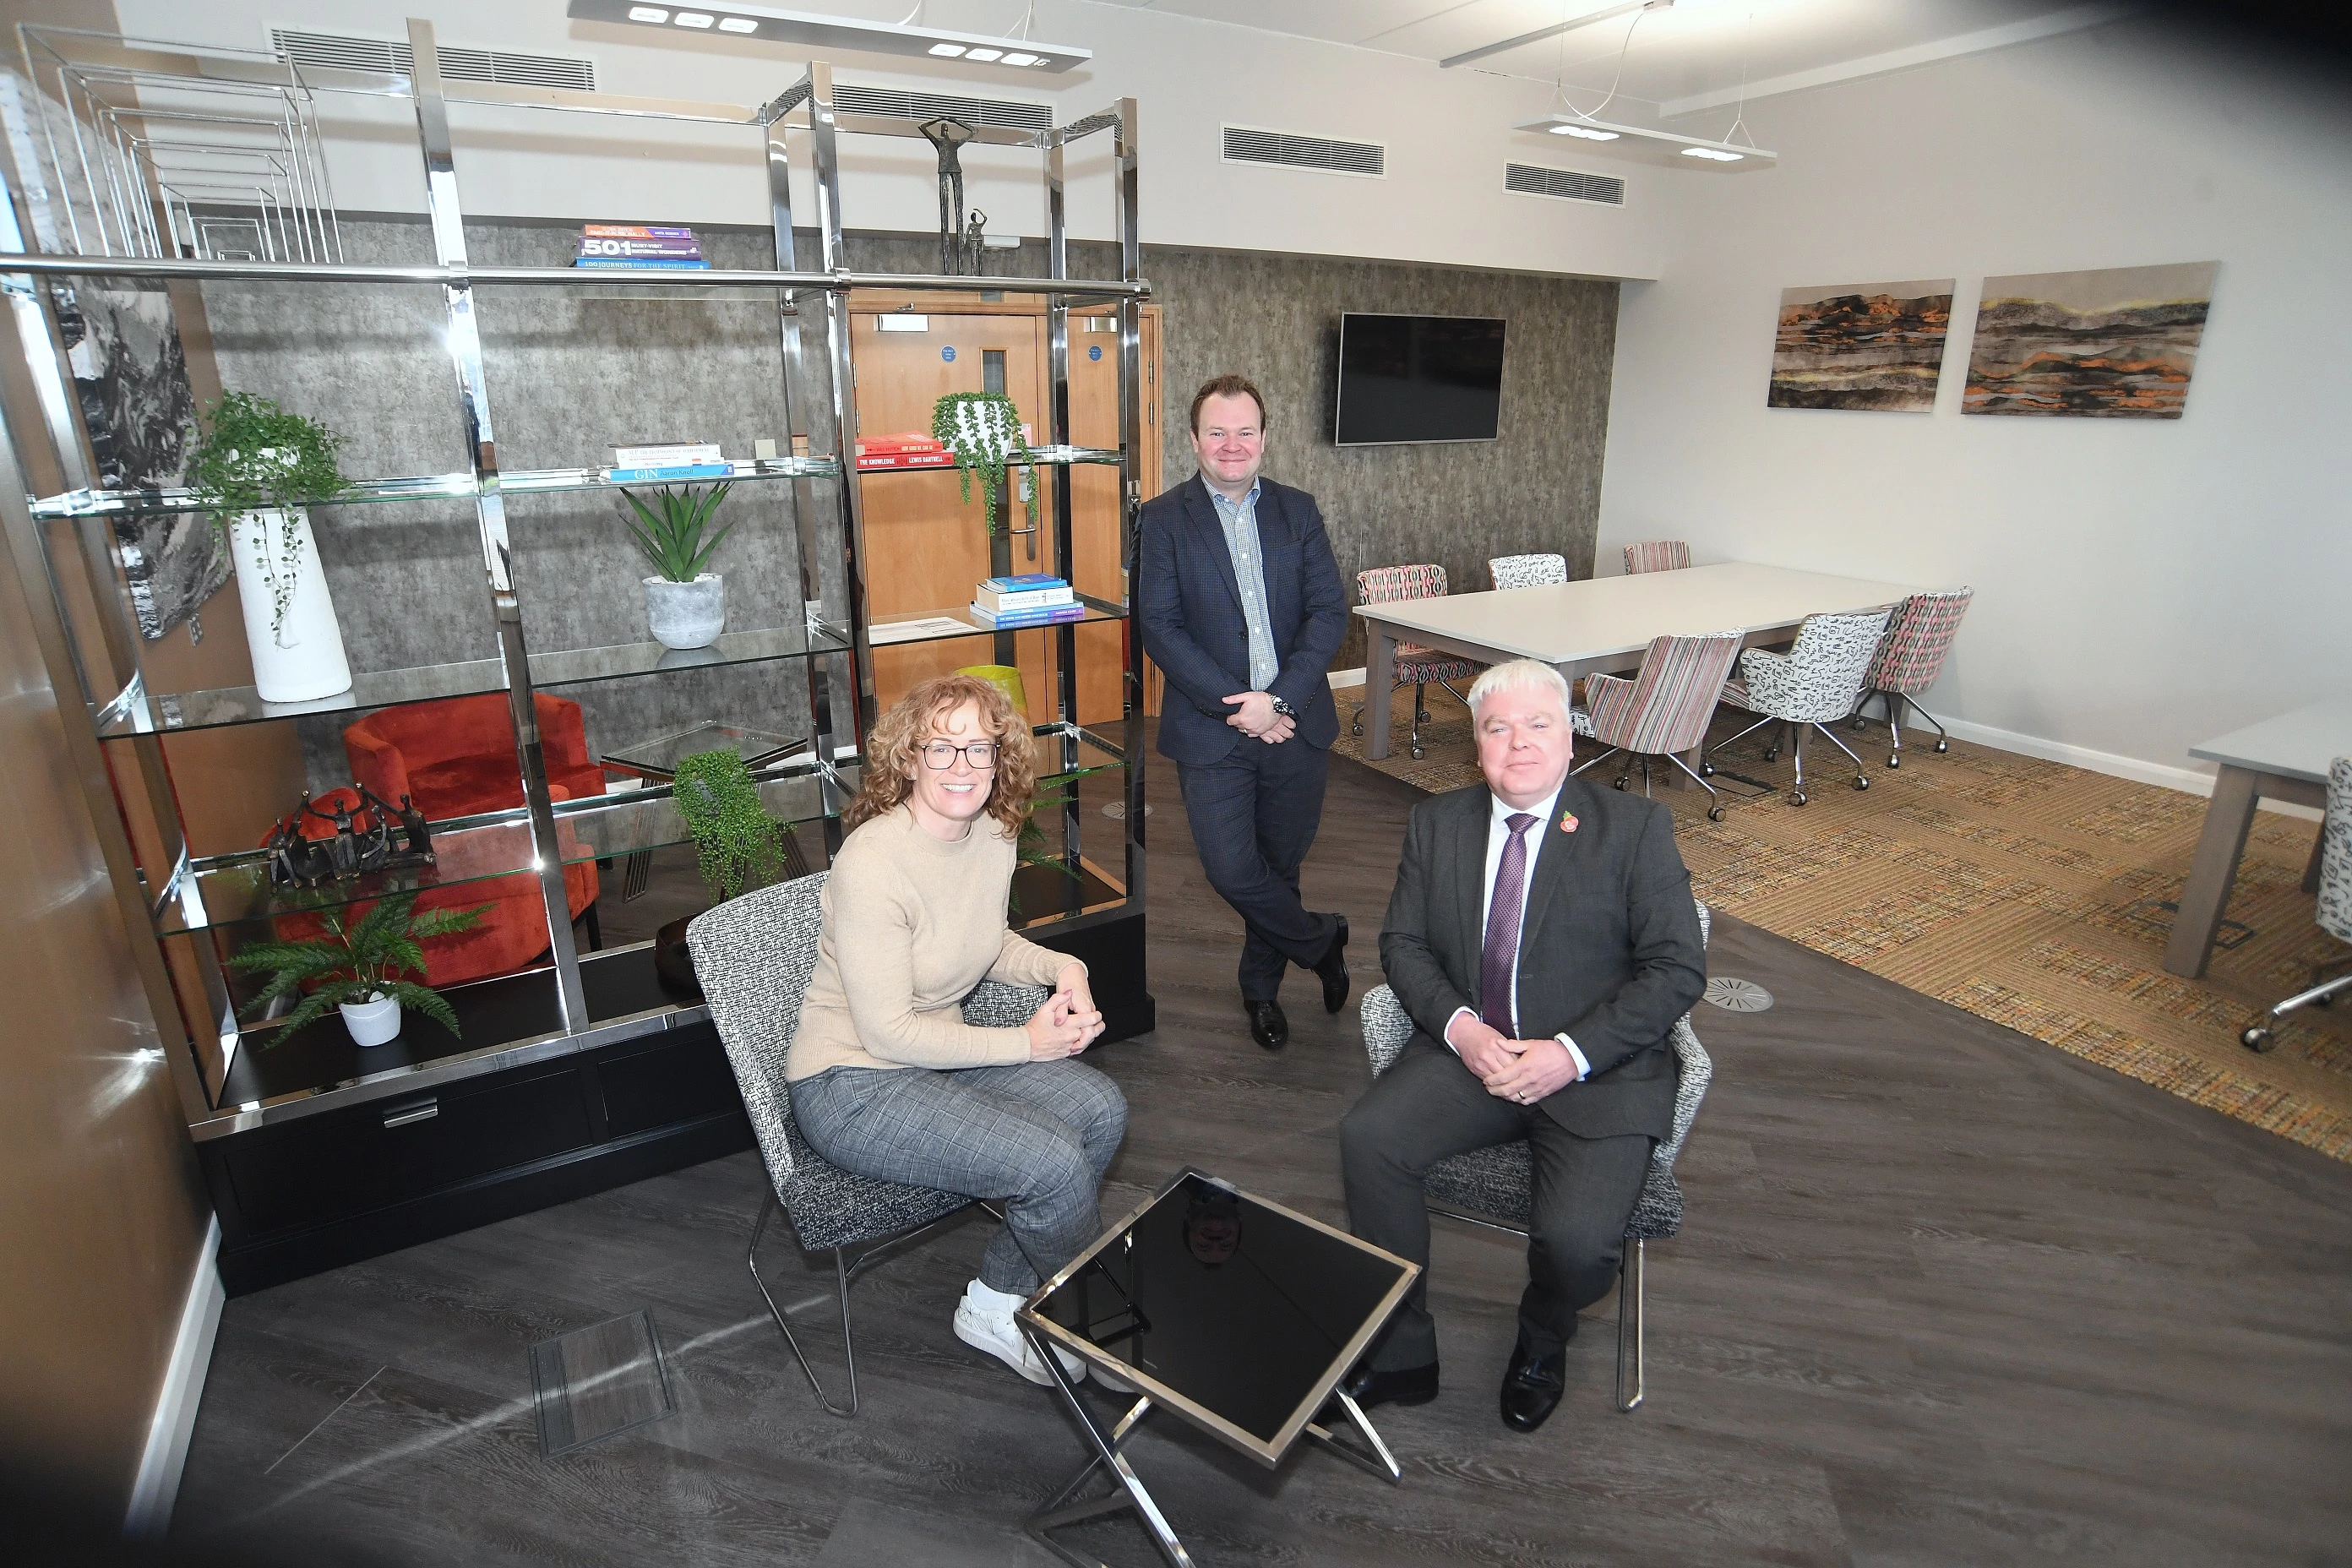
[1352,561,1922,766]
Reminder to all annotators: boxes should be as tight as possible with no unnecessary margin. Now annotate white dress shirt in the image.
[1443,786,1592,1081]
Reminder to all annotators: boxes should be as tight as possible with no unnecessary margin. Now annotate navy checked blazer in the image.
[1137,473,1348,765]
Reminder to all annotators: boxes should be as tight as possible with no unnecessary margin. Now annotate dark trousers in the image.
[1176,737,1337,1001]
[1340,1037,1653,1369]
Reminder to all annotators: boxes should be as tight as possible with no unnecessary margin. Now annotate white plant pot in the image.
[645,574,725,651]
[229,506,353,703]
[339,992,402,1048]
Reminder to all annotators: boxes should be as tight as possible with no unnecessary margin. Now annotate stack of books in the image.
[853,431,954,471]
[971,574,1084,629]
[607,441,731,483]
[574,224,710,270]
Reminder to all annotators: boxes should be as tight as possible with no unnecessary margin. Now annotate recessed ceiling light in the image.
[1551,124,1620,140]
[928,41,965,56]
[626,5,668,19]
[1680,146,1742,161]
[963,46,1002,61]
[1000,51,1039,66]
[716,15,757,31]
[673,11,715,27]
[567,0,1093,72]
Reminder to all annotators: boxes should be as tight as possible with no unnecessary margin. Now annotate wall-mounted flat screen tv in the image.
[1334,313,1506,446]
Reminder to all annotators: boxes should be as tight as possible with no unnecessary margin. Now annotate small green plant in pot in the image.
[622,482,736,651]
[226,893,489,1048]
[184,392,357,703]
[656,746,791,991]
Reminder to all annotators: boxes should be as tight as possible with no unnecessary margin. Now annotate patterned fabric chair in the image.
[1351,563,1484,760]
[2243,756,2352,1052]
[687,870,1049,1417]
[1853,587,1974,769]
[1489,553,1568,591]
[1357,898,1712,1413]
[1622,540,1691,574]
[1571,632,1747,820]
[1707,608,1892,805]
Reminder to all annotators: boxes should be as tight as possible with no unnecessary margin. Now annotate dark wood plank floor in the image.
[171,748,2352,1566]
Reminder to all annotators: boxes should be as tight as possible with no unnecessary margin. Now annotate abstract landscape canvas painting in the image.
[1963,261,2219,418]
[1767,280,1955,411]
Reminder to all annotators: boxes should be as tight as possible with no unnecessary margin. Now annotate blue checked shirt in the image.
[1206,479,1280,691]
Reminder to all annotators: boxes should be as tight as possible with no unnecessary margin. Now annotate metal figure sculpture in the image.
[917,117,978,275]
[962,209,988,275]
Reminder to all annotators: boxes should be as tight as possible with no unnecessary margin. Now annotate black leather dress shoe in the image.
[1499,1342,1565,1433]
[1313,915,1351,1015]
[1245,999,1289,1049]
[1341,1358,1438,1411]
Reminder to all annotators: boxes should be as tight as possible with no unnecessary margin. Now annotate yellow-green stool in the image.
[956,663,1027,713]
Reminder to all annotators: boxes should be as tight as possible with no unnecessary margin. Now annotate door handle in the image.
[382,1099,439,1129]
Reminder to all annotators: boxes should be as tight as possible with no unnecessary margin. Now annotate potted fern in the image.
[185,392,356,704]
[621,482,736,650]
[226,893,489,1048]
[654,745,791,991]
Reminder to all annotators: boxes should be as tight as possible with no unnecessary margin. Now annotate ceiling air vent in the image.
[1222,125,1384,178]
[1505,163,1625,206]
[270,30,596,91]
[830,84,1052,133]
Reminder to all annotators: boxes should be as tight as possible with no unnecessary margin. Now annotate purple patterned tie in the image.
[1479,813,1538,1037]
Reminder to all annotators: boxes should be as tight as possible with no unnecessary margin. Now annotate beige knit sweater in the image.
[787,804,1079,1081]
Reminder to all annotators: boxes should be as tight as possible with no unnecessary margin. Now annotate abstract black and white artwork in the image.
[52,280,219,638]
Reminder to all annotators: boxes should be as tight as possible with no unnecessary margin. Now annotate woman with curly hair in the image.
[787,673,1124,1386]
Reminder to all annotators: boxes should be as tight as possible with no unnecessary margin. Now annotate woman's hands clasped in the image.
[1027,961,1106,1059]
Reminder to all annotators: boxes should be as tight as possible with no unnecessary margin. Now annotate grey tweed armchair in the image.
[1357,897,1712,1413]
[688,869,1050,1417]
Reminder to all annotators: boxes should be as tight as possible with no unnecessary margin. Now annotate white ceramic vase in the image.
[339,992,402,1048]
[645,573,725,651]
[229,506,353,703]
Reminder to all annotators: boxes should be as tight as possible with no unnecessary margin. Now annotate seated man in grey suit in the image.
[1339,658,1706,1434]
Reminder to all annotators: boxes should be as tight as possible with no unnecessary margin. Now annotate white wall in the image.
[1598,19,2352,787]
[114,0,1664,278]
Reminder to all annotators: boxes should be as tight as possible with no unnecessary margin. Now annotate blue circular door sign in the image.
[1089,345,1102,361]
[941,345,956,362]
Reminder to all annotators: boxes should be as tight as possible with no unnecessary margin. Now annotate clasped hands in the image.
[1446,1015,1580,1103]
[1222,689,1294,743]
[1026,961,1107,1060]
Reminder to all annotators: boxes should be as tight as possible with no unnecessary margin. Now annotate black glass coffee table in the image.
[1016,1168,1419,1567]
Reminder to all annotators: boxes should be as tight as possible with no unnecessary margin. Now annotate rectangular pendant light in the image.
[1512,114,1775,172]
[569,0,1092,72]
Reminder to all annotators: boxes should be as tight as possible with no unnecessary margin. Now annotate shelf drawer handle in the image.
[382,1100,438,1129]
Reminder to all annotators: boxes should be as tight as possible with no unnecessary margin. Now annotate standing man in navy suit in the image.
[1138,374,1352,1049]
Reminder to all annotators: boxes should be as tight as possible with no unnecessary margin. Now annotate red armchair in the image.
[326,694,605,986]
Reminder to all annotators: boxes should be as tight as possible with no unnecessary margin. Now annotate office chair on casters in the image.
[1351,563,1484,760]
[1852,587,1974,769]
[1489,553,1567,591]
[2243,756,2352,1053]
[1622,540,1691,574]
[1706,608,1891,805]
[1356,899,1712,1413]
[1571,631,1746,821]
[688,871,1047,1416]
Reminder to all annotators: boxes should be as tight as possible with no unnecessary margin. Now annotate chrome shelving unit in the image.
[0,17,1150,1175]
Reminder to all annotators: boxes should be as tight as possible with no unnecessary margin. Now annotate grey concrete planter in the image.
[645,574,725,650]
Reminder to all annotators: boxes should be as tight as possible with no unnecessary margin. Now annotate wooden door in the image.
[848,310,1054,718]
[1062,309,1163,723]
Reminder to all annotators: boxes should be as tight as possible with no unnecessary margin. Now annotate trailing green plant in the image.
[1010,770,1084,919]
[225,892,488,1044]
[932,390,1040,536]
[619,482,737,582]
[672,746,786,905]
[183,392,351,637]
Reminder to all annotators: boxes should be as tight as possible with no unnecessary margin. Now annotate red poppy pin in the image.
[1559,808,1579,833]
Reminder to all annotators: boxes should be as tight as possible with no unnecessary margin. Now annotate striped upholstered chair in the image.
[1489,552,1568,591]
[1571,632,1747,820]
[1351,563,1484,760]
[1622,540,1691,574]
[1707,608,1892,805]
[1852,586,1974,769]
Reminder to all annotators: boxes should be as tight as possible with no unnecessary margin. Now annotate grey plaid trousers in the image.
[789,1059,1127,1293]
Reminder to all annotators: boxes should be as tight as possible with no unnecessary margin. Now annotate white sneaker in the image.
[952,1279,1087,1386]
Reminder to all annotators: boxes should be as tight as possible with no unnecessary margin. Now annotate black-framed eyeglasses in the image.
[921,740,999,770]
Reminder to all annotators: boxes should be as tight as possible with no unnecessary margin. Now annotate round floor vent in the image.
[1703,976,1774,1012]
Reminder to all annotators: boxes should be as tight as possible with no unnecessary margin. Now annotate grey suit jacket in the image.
[1378,776,1707,1141]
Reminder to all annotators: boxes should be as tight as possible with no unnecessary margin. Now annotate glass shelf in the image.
[30,455,843,521]
[99,622,847,738]
[868,594,1126,651]
[852,444,1121,473]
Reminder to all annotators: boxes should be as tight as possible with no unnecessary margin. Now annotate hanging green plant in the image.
[672,746,787,905]
[932,390,1042,536]
[183,392,351,635]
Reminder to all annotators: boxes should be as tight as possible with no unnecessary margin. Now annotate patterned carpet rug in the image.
[1331,683,2352,1164]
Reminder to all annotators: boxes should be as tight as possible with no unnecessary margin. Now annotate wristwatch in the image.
[1269,696,1296,717]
